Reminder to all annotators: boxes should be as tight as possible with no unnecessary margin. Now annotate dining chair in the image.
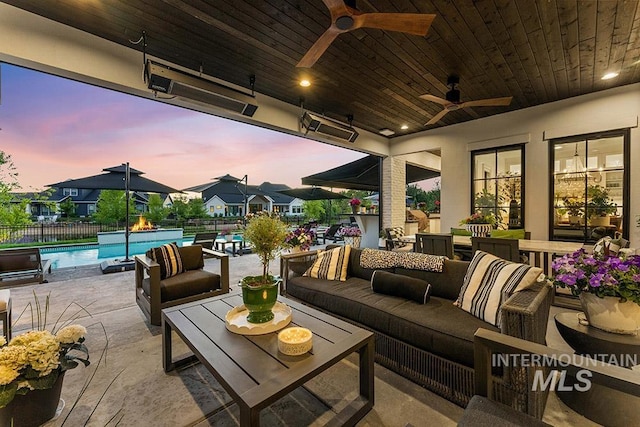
[471,237,520,262]
[414,233,454,258]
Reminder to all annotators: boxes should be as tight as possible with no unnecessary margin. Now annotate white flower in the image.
[56,324,87,344]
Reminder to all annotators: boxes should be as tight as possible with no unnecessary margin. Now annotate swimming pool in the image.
[40,238,193,269]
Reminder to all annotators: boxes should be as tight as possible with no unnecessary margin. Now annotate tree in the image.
[302,200,325,222]
[59,198,77,218]
[93,190,135,224]
[187,198,209,219]
[170,197,189,221]
[146,194,169,223]
[0,151,32,241]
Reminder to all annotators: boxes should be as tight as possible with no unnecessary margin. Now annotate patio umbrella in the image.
[277,187,347,224]
[48,164,181,268]
[276,187,347,200]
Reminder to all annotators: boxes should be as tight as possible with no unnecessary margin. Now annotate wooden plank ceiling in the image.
[5,0,640,137]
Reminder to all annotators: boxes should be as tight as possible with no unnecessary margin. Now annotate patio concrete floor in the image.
[7,248,597,426]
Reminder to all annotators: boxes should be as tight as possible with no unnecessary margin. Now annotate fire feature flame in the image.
[131,215,154,231]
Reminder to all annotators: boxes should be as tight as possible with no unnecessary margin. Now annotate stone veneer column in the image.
[382,156,406,230]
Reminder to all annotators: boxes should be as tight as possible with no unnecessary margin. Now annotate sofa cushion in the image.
[371,270,431,304]
[286,275,498,367]
[304,245,351,281]
[456,251,543,327]
[146,243,184,279]
[395,258,469,301]
[142,269,220,303]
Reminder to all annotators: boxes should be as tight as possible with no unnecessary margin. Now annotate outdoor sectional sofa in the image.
[280,246,553,418]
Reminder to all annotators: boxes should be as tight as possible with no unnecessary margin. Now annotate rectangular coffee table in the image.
[162,293,374,426]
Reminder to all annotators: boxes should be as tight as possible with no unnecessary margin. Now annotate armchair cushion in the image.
[455,251,543,327]
[146,243,184,279]
[142,269,221,302]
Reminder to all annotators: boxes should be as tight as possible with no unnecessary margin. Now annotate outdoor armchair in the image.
[135,244,229,325]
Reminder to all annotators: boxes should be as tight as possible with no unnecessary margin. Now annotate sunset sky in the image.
[1,63,436,194]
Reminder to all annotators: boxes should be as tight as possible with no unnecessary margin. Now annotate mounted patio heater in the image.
[145,61,258,117]
[300,111,359,143]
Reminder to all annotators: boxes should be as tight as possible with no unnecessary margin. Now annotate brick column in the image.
[381,156,406,230]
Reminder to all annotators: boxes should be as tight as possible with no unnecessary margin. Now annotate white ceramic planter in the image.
[343,236,361,248]
[465,223,492,237]
[580,293,640,335]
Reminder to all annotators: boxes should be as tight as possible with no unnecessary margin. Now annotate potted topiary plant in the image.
[562,197,584,225]
[586,185,617,227]
[240,211,288,323]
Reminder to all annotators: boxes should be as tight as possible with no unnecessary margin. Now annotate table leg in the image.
[359,336,375,405]
[162,317,174,372]
[239,402,260,426]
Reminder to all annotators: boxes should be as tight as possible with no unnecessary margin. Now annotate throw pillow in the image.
[371,270,432,304]
[304,245,351,281]
[593,236,629,256]
[455,250,543,327]
[146,242,184,280]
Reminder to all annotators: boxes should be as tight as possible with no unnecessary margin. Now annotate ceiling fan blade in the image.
[297,28,341,68]
[419,94,450,106]
[460,96,513,108]
[354,13,435,36]
[425,108,449,126]
[322,0,351,20]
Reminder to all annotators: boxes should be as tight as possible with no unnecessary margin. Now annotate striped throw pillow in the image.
[304,245,351,281]
[147,243,185,279]
[455,250,543,327]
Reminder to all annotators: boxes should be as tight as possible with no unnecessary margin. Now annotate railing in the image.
[0,216,308,245]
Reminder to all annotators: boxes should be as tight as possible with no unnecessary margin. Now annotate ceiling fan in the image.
[297,0,435,68]
[420,75,513,125]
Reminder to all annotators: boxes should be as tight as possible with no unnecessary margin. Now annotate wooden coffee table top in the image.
[162,293,374,423]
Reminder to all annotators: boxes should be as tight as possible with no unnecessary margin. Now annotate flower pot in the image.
[580,293,640,334]
[351,205,359,214]
[465,223,492,237]
[289,246,302,254]
[225,235,233,242]
[0,371,64,427]
[343,236,361,248]
[241,280,279,323]
[568,215,583,225]
[589,216,610,227]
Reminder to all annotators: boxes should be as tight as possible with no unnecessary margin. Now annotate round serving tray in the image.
[225,301,292,335]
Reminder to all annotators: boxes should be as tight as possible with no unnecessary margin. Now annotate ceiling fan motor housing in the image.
[446,88,460,103]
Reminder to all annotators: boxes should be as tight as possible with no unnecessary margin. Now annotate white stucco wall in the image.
[391,84,640,247]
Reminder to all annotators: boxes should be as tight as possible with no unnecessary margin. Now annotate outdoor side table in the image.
[554,312,640,426]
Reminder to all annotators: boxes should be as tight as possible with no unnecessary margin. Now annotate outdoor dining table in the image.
[400,234,584,276]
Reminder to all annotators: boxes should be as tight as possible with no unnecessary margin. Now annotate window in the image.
[62,188,78,196]
[550,130,629,243]
[471,145,525,229]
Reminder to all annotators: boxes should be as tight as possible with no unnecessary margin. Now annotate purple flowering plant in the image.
[551,249,640,305]
[337,226,361,237]
[284,227,315,250]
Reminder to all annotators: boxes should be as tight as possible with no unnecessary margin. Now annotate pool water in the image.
[40,238,193,269]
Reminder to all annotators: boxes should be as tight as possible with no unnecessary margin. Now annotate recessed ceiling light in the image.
[601,72,619,80]
[379,128,395,136]
[299,79,311,87]
[400,124,409,130]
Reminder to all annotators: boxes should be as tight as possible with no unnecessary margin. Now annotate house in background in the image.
[10,188,172,220]
[183,174,303,217]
